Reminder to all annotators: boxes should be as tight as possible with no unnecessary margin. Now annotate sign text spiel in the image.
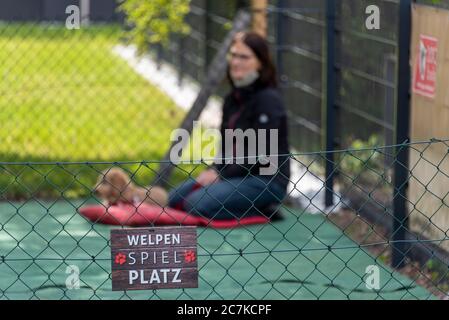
[110,226,198,291]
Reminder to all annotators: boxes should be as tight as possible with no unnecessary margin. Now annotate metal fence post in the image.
[392,0,412,269]
[384,54,396,168]
[178,35,185,86]
[204,1,210,76]
[325,0,336,207]
[276,0,286,86]
[80,0,90,26]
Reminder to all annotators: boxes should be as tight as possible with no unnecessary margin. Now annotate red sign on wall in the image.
[413,35,438,98]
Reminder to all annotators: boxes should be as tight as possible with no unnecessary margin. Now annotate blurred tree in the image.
[119,0,191,54]
[251,0,268,37]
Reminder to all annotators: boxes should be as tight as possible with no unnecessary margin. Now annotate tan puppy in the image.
[94,168,168,207]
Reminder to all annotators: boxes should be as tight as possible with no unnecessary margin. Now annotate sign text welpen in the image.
[110,226,198,291]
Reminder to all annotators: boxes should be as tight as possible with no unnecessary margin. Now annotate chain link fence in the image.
[1,139,449,299]
[1,0,449,300]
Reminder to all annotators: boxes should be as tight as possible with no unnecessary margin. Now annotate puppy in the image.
[94,168,168,207]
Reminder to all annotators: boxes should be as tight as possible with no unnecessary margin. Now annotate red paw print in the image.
[115,253,127,265]
[184,250,196,263]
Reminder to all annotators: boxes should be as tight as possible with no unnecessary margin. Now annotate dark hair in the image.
[228,31,278,88]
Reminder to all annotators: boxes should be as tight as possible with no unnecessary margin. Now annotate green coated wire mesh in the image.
[1,139,449,300]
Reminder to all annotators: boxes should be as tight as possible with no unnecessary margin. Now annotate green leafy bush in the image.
[119,0,191,53]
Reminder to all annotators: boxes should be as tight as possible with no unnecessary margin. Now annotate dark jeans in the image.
[168,176,286,220]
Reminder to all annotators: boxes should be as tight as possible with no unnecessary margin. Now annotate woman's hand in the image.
[196,169,220,187]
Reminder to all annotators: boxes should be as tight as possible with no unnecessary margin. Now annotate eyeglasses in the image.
[227,51,254,62]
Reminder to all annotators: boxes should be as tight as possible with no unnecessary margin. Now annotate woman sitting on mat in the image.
[168,31,291,221]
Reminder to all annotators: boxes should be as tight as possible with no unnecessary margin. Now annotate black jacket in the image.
[213,81,291,190]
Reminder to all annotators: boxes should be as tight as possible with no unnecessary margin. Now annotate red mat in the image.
[78,203,270,229]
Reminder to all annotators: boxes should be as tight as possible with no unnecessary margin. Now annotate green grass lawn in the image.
[0,23,208,199]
